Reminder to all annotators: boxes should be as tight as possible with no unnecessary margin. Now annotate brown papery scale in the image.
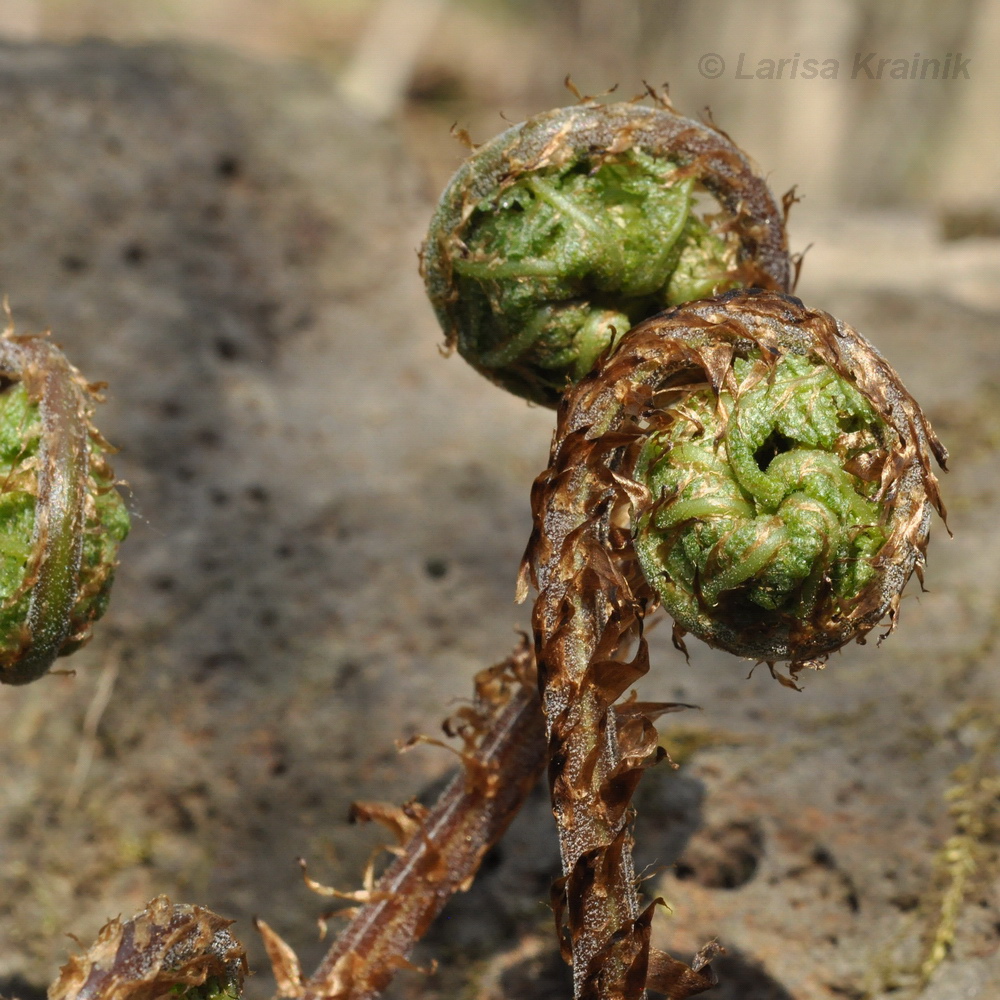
[520,289,947,999]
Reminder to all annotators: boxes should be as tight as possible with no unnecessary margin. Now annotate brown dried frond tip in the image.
[49,896,247,1000]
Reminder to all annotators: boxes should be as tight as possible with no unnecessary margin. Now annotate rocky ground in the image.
[0,40,998,1000]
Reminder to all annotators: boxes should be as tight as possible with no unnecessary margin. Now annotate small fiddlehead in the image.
[0,323,129,685]
[422,98,791,407]
[521,289,947,998]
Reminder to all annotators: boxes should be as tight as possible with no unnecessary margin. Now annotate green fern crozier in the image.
[422,101,791,406]
[0,332,129,685]
[452,150,739,395]
[634,352,889,645]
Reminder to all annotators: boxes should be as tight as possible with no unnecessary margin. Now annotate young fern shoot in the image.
[521,289,947,999]
[49,896,247,1000]
[0,319,129,686]
[422,98,791,407]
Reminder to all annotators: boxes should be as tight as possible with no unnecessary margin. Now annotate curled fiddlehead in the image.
[0,323,129,686]
[421,97,791,407]
[521,289,947,998]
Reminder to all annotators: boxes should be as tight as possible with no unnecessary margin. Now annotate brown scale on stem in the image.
[255,638,549,1000]
[521,288,947,999]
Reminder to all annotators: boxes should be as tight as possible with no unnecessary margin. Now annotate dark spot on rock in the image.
[407,67,464,103]
[165,793,196,833]
[152,575,175,592]
[61,254,87,274]
[425,557,449,579]
[161,399,183,418]
[199,651,247,673]
[292,309,314,332]
[246,485,268,503]
[122,242,147,266]
[334,661,360,690]
[216,153,241,180]
[812,846,836,869]
[674,860,696,880]
[673,819,765,889]
[210,489,228,506]
[214,337,239,361]
[826,983,865,999]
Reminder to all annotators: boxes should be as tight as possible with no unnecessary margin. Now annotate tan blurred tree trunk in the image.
[340,0,448,121]
[936,0,1000,210]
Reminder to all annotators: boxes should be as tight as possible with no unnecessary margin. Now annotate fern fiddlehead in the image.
[627,292,947,665]
[422,98,791,406]
[0,325,129,686]
[522,288,947,998]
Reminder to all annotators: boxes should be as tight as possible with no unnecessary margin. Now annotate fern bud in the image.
[0,328,129,686]
[422,99,791,407]
[532,289,947,671]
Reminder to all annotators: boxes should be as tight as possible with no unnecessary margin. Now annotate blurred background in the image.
[0,0,997,214]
